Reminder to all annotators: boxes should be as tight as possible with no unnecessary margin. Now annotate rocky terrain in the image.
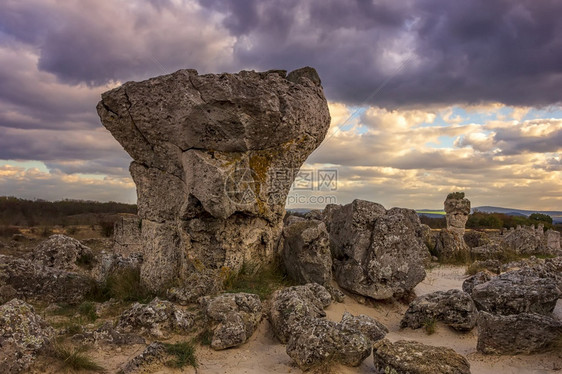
[1,68,561,373]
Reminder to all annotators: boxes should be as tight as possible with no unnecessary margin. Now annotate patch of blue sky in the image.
[522,106,562,121]
[0,160,49,172]
[426,135,456,148]
[338,106,366,132]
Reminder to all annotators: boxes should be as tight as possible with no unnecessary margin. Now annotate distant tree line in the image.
[0,196,137,227]
[421,210,559,232]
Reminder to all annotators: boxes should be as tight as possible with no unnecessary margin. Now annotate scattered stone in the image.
[269,283,332,343]
[372,339,471,374]
[279,219,332,285]
[325,199,428,300]
[116,297,195,338]
[286,317,372,371]
[31,234,94,271]
[73,321,145,346]
[462,272,493,295]
[0,254,95,304]
[338,312,388,342]
[477,312,562,355]
[0,299,55,373]
[468,259,501,274]
[97,67,331,292]
[120,342,168,374]
[471,268,561,315]
[401,289,478,331]
[463,230,490,249]
[201,293,262,350]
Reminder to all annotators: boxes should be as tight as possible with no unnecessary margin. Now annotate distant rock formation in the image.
[324,199,428,300]
[434,192,471,260]
[97,67,330,291]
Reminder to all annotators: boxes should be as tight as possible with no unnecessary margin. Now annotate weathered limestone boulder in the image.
[98,67,330,292]
[324,199,428,300]
[91,252,142,282]
[269,283,332,344]
[120,342,168,374]
[112,214,142,256]
[0,299,55,373]
[278,219,332,285]
[73,321,145,346]
[462,271,493,295]
[167,268,223,305]
[201,293,262,350]
[470,268,561,315]
[31,234,93,272]
[338,312,388,342]
[373,339,471,374]
[434,193,471,261]
[0,255,95,304]
[116,297,195,338]
[477,312,562,355]
[546,229,561,253]
[463,230,490,249]
[400,289,478,331]
[286,316,372,371]
[444,192,471,234]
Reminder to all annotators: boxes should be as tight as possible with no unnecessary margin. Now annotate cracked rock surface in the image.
[97,67,330,291]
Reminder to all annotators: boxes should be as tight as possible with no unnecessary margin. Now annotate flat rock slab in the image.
[477,311,562,355]
[373,339,471,374]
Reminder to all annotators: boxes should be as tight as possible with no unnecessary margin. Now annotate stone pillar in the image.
[97,67,331,291]
[435,192,471,260]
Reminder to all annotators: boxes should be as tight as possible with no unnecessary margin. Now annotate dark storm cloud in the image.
[201,0,562,107]
[0,1,234,86]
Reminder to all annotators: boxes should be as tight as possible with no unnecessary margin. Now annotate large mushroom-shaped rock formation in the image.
[435,192,471,260]
[97,67,331,291]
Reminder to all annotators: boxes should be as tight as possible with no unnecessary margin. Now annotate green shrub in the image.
[50,342,104,371]
[164,341,197,369]
[423,318,436,335]
[87,268,153,303]
[223,262,293,300]
[78,301,97,322]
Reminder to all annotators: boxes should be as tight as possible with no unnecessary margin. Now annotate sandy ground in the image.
[32,265,562,373]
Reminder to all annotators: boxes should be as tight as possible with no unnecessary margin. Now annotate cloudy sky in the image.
[0,0,561,210]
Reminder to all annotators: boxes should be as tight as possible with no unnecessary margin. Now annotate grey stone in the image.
[373,339,471,374]
[0,254,95,304]
[462,271,493,295]
[471,268,561,315]
[73,321,145,346]
[268,283,332,343]
[400,289,478,331]
[444,193,471,235]
[202,293,262,350]
[116,297,195,338]
[279,219,332,285]
[31,234,94,272]
[477,312,562,355]
[91,252,142,282]
[167,268,223,305]
[338,312,388,342]
[120,342,168,374]
[97,67,330,292]
[434,229,470,261]
[0,299,55,373]
[112,214,142,256]
[325,200,428,300]
[286,317,372,371]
